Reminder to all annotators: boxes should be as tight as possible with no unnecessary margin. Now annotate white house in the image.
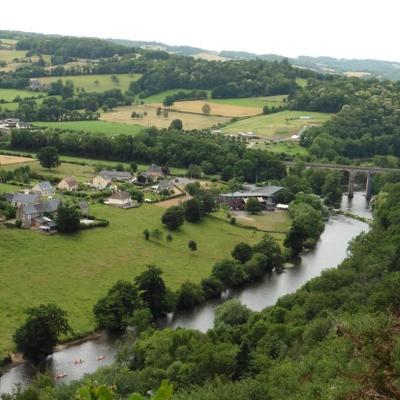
[58,176,79,191]
[32,181,55,197]
[105,191,135,208]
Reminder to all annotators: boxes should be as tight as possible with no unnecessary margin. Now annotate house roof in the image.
[99,170,132,180]
[221,185,283,198]
[60,176,78,187]
[157,180,173,191]
[22,198,61,216]
[109,191,131,200]
[34,181,54,192]
[9,193,40,204]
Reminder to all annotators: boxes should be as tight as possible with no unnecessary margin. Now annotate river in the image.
[0,192,371,394]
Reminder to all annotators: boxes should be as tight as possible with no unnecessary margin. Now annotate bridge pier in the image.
[348,171,355,199]
[366,173,373,200]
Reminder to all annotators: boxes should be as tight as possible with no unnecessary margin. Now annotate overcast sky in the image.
[2,0,399,61]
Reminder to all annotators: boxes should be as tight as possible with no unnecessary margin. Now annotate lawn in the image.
[32,120,145,136]
[36,73,141,93]
[101,105,231,130]
[0,88,44,102]
[223,110,332,138]
[0,204,265,357]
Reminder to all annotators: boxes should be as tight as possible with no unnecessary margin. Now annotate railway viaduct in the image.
[284,161,400,199]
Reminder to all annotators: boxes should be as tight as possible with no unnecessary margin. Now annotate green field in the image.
[256,142,310,157]
[223,110,332,138]
[37,73,141,93]
[296,78,308,88]
[208,95,287,109]
[32,120,144,136]
[0,88,44,102]
[0,49,27,63]
[0,204,266,356]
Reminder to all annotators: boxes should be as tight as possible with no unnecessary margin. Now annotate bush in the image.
[214,299,252,329]
[177,281,205,309]
[245,253,268,280]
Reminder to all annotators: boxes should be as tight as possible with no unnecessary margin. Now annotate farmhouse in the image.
[219,184,283,211]
[58,176,79,191]
[105,191,136,208]
[32,181,55,197]
[6,193,40,207]
[16,198,61,228]
[136,164,165,185]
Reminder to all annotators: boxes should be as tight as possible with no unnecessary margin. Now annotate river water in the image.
[0,192,371,394]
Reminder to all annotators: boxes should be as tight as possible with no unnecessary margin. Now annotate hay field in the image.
[0,155,35,166]
[164,100,260,117]
[37,73,141,92]
[101,105,231,130]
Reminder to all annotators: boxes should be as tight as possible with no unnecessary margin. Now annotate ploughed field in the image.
[0,203,268,357]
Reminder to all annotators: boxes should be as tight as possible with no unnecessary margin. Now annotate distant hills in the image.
[110,38,400,81]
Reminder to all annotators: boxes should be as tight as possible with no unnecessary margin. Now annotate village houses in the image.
[57,176,79,191]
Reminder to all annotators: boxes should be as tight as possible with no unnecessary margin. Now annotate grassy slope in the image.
[32,120,144,136]
[223,110,332,138]
[0,88,44,102]
[0,50,26,63]
[37,73,141,92]
[0,204,267,356]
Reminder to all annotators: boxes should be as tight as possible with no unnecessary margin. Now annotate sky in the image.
[2,0,400,62]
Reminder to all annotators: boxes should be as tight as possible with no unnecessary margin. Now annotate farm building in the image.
[219,184,283,211]
[6,193,40,207]
[93,170,132,189]
[31,181,55,197]
[58,176,79,191]
[16,198,61,228]
[152,180,174,195]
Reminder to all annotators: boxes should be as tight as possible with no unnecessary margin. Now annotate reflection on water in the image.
[0,193,371,394]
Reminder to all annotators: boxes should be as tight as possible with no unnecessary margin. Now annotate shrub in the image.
[177,281,205,309]
[162,206,185,230]
[201,277,224,299]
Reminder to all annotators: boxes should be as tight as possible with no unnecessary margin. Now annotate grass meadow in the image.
[208,94,287,109]
[0,204,266,356]
[32,120,144,136]
[0,88,44,102]
[37,73,141,93]
[223,110,332,138]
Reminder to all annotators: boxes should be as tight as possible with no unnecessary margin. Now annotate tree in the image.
[201,276,224,299]
[37,146,60,170]
[322,171,343,207]
[212,259,246,287]
[214,299,251,329]
[231,242,253,264]
[263,105,270,114]
[93,281,139,331]
[130,162,138,172]
[156,107,162,116]
[202,103,211,115]
[14,304,71,361]
[135,265,173,318]
[184,198,203,222]
[188,240,197,252]
[166,233,173,242]
[169,119,182,130]
[177,281,204,309]
[284,222,307,257]
[143,229,150,240]
[246,198,262,214]
[56,202,81,233]
[253,234,283,271]
[221,165,234,181]
[187,164,202,178]
[161,206,184,230]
